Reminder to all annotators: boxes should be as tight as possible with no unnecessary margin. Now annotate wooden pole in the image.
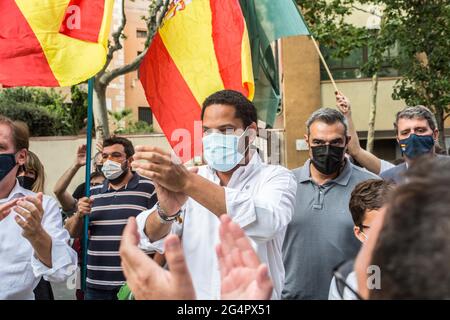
[310,35,339,93]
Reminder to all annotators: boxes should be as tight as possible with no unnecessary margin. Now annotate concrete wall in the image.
[321,78,406,132]
[29,134,171,197]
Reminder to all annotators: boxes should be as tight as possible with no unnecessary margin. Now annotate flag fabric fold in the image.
[240,0,310,127]
[139,0,254,162]
[0,0,114,87]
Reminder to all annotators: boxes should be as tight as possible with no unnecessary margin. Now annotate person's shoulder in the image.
[350,163,380,180]
[90,183,104,195]
[380,162,406,179]
[42,193,62,213]
[264,162,293,176]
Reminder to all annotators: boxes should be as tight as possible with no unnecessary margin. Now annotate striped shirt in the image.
[86,172,157,290]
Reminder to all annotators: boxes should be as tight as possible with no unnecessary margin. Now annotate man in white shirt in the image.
[0,116,77,300]
[131,90,297,299]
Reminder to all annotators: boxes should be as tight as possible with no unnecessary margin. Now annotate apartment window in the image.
[138,107,153,125]
[320,43,400,81]
[136,29,147,38]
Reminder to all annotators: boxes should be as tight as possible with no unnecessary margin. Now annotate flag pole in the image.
[82,78,94,293]
[310,35,339,93]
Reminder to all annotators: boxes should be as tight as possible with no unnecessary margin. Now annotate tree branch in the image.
[99,0,169,86]
[351,5,382,17]
[444,113,450,121]
[97,0,127,79]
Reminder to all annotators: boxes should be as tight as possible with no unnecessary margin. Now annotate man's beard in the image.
[109,167,129,185]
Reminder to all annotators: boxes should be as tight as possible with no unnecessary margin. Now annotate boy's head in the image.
[349,179,395,243]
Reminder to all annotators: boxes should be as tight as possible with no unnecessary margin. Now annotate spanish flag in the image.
[0,0,114,87]
[139,0,254,162]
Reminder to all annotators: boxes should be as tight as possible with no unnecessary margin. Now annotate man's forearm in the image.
[54,164,81,197]
[352,148,382,175]
[183,173,226,217]
[343,114,382,174]
[144,210,172,242]
[30,230,53,268]
[64,213,84,238]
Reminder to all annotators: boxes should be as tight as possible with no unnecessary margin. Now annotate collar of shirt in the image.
[102,171,140,193]
[0,179,31,204]
[205,149,262,187]
[297,159,353,187]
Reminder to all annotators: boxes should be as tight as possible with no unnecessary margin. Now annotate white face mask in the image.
[102,160,125,180]
[202,127,250,172]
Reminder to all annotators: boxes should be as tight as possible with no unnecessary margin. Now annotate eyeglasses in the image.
[101,152,126,162]
[332,260,364,300]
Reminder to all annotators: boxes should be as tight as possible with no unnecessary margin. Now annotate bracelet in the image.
[156,202,181,224]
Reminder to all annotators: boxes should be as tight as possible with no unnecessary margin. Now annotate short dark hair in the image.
[349,179,395,228]
[201,90,257,128]
[370,157,450,299]
[103,136,134,158]
[306,108,348,136]
[393,105,437,135]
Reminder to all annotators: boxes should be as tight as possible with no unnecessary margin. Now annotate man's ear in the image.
[353,226,365,243]
[16,149,27,166]
[127,156,134,166]
[346,135,351,146]
[304,134,310,148]
[247,122,258,143]
[433,129,439,142]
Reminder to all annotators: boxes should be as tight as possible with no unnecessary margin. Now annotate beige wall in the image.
[321,78,406,133]
[29,134,171,197]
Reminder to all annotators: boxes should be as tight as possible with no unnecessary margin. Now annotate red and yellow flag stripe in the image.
[140,0,254,161]
[0,0,113,87]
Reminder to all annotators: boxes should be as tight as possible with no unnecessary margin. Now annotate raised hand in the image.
[132,146,193,193]
[14,193,45,239]
[75,144,87,167]
[120,217,196,300]
[336,91,351,116]
[216,215,273,300]
[132,146,192,215]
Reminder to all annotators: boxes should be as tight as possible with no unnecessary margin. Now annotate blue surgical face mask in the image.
[0,153,17,182]
[202,128,250,172]
[398,134,435,159]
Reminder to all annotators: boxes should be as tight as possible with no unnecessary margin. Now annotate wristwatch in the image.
[156,202,182,224]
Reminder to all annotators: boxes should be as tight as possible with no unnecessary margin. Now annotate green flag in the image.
[240,0,310,127]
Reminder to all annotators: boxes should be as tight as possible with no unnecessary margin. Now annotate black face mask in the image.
[0,153,17,182]
[17,176,36,190]
[108,166,129,185]
[311,145,345,175]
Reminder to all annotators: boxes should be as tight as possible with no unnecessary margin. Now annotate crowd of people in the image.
[0,89,449,300]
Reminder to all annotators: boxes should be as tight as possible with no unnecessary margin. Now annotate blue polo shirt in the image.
[86,172,157,290]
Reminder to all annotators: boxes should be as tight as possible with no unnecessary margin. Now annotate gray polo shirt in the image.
[282,159,379,300]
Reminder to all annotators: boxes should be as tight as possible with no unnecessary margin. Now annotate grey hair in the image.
[306,107,348,136]
[394,105,437,134]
